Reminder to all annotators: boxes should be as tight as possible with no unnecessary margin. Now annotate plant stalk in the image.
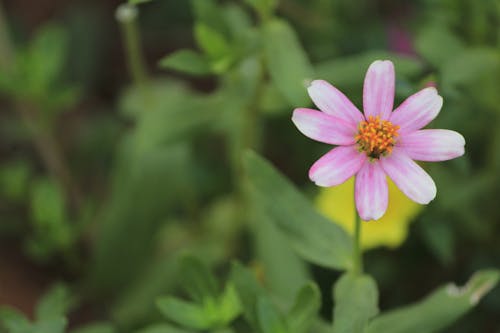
[353,193,363,275]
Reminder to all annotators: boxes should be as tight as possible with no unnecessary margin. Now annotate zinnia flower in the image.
[292,60,465,221]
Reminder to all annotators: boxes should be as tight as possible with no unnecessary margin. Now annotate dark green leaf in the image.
[159,50,211,75]
[0,307,31,333]
[415,25,465,68]
[244,151,353,270]
[179,255,219,303]
[365,269,500,333]
[263,19,314,106]
[332,273,378,333]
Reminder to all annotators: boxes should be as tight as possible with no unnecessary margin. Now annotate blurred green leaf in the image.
[315,51,424,93]
[71,322,115,333]
[415,25,465,68]
[230,262,266,327]
[0,308,31,333]
[365,269,500,333]
[190,0,229,38]
[35,284,72,320]
[257,297,288,333]
[419,221,455,266]
[157,297,211,330]
[30,178,66,228]
[180,255,219,303]
[159,49,211,75]
[194,23,231,59]
[0,160,31,201]
[332,273,378,333]
[135,323,194,333]
[244,151,353,270]
[263,19,314,107]
[129,0,153,4]
[287,283,321,333]
[244,0,278,18]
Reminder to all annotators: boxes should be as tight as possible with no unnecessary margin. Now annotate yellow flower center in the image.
[355,116,399,159]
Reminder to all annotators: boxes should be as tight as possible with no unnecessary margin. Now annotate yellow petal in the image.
[315,177,422,250]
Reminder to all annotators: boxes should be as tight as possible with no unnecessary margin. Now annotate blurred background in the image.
[0,0,499,332]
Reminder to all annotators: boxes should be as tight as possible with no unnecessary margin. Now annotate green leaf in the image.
[71,322,116,333]
[332,273,378,333]
[263,19,314,107]
[0,307,31,333]
[257,297,289,333]
[156,297,211,330]
[179,255,219,303]
[159,49,211,75]
[415,24,465,68]
[315,51,424,93]
[135,323,194,333]
[364,269,500,333]
[35,284,72,320]
[30,178,66,228]
[218,283,243,325]
[244,151,353,270]
[129,0,153,4]
[32,317,67,333]
[190,0,229,38]
[0,160,31,201]
[287,283,321,333]
[244,0,278,18]
[230,262,266,327]
[194,23,231,60]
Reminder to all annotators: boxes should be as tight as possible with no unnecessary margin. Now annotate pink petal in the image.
[389,87,443,134]
[292,108,357,145]
[380,148,436,204]
[307,80,364,127]
[398,129,465,162]
[355,162,388,221]
[309,145,366,187]
[363,60,395,120]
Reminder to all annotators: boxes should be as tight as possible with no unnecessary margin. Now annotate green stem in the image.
[353,194,363,275]
[116,3,148,88]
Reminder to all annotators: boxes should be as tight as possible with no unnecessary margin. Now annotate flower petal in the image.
[309,145,366,187]
[398,129,465,162]
[380,148,436,204]
[292,108,357,145]
[389,87,443,134]
[307,80,364,126]
[363,60,395,120]
[355,162,388,221]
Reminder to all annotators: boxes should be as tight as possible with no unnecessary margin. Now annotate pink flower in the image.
[292,60,465,221]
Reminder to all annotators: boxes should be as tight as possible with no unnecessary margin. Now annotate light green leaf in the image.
[218,284,243,324]
[257,297,289,333]
[135,323,194,333]
[194,23,231,60]
[287,283,321,333]
[156,297,211,330]
[332,273,378,333]
[159,49,211,75]
[32,317,67,333]
[364,269,500,333]
[244,151,353,270]
[263,19,314,107]
[179,255,219,303]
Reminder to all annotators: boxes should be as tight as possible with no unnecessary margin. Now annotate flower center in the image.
[355,116,399,159]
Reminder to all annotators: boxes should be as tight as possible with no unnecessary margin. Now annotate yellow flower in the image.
[316,177,421,250]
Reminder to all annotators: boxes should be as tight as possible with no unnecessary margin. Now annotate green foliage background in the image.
[0,0,498,332]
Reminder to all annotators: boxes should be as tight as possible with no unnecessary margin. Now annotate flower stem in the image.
[353,194,363,275]
[116,3,148,89]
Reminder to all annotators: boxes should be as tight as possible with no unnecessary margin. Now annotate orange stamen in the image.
[355,116,399,159]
